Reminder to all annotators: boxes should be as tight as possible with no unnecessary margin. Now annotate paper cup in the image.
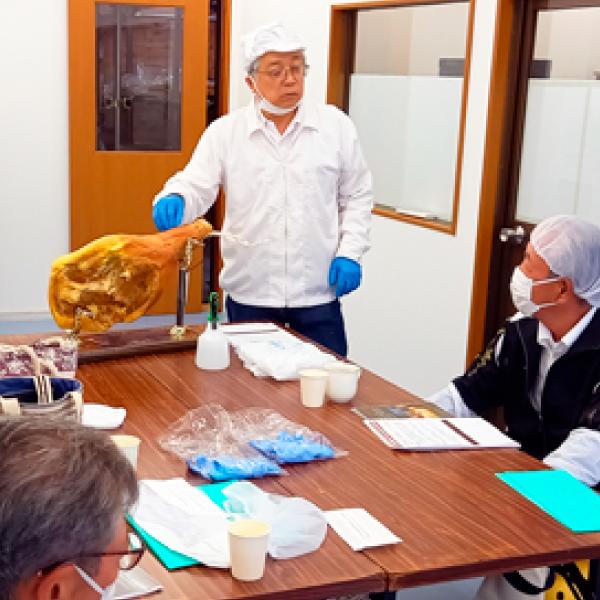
[110,434,141,469]
[298,368,328,408]
[228,519,270,581]
[325,362,361,403]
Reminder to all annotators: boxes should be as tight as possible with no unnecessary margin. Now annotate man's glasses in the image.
[40,528,146,574]
[254,64,310,81]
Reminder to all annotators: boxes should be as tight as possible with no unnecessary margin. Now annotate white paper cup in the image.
[298,368,329,408]
[228,519,270,581]
[110,434,141,469]
[325,362,361,403]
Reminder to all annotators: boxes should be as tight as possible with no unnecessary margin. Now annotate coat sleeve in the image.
[452,326,510,415]
[543,428,600,486]
[427,383,479,417]
[335,114,374,262]
[153,121,224,223]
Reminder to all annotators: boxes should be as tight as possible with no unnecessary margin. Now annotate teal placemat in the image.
[497,470,600,533]
[127,481,233,570]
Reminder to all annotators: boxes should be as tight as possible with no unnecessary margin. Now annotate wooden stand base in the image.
[77,326,204,364]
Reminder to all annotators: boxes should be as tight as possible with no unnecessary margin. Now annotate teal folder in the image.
[127,481,233,570]
[497,470,600,533]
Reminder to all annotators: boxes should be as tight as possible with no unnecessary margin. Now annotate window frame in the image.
[328,0,476,235]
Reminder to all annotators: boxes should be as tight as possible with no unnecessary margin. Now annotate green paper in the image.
[127,481,233,570]
[497,470,600,533]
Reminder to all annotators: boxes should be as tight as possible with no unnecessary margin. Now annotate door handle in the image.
[103,97,119,110]
[499,225,526,244]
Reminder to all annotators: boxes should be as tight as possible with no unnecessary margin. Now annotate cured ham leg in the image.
[49,220,213,332]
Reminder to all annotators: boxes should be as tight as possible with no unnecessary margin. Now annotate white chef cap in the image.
[242,22,305,74]
[531,214,600,307]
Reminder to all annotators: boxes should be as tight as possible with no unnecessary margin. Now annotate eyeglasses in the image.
[40,528,146,574]
[253,63,309,81]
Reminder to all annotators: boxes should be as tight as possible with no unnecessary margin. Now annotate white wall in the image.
[0,2,69,317]
[230,0,498,396]
[0,0,498,398]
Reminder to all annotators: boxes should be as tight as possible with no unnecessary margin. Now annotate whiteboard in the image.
[348,74,463,221]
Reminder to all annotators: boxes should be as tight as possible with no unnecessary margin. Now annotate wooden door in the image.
[69,0,209,315]
[481,0,600,343]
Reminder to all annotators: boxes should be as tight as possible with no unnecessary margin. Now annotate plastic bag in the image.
[159,405,346,481]
[231,408,344,464]
[223,481,327,559]
[158,405,284,481]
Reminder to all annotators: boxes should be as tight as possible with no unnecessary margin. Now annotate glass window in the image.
[96,4,183,151]
[516,6,600,225]
[348,2,470,223]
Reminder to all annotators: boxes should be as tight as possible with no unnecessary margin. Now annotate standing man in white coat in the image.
[152,22,373,356]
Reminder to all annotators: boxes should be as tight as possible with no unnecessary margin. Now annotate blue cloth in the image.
[187,453,282,481]
[226,296,348,356]
[153,193,184,231]
[328,257,361,298]
[250,431,335,463]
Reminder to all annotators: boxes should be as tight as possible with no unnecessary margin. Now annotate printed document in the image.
[365,417,520,451]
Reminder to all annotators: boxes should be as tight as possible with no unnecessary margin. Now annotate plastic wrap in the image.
[159,405,284,481]
[230,408,345,463]
[159,405,346,481]
[0,337,78,378]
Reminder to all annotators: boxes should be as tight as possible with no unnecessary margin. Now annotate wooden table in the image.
[6,330,600,598]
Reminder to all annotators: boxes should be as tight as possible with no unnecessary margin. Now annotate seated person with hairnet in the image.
[428,214,600,600]
[0,417,139,600]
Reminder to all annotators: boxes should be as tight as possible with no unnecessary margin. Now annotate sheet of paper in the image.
[497,470,600,533]
[325,508,401,551]
[220,322,280,334]
[452,418,520,448]
[113,566,163,599]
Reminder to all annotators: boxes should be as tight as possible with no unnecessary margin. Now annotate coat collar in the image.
[517,307,600,355]
[245,98,319,137]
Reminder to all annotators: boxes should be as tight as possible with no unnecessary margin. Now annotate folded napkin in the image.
[82,403,127,429]
[230,330,333,380]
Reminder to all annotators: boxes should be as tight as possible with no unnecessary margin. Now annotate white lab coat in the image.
[155,100,374,307]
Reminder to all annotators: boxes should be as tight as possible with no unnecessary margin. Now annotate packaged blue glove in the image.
[187,453,283,481]
[250,431,335,464]
[153,193,184,231]
[328,257,361,297]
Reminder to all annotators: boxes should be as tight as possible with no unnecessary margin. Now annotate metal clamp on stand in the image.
[170,233,220,340]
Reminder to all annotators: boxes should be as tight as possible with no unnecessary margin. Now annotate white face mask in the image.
[510,267,561,317]
[75,565,117,600]
[250,76,300,115]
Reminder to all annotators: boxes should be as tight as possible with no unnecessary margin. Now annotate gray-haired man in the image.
[0,417,139,600]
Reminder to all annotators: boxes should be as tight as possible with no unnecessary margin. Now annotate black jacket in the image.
[453,310,600,459]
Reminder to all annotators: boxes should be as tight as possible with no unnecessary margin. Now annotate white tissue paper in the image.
[226,329,334,380]
[82,404,127,429]
[130,479,230,568]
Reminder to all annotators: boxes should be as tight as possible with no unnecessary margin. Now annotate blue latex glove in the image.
[250,431,335,463]
[152,193,184,231]
[187,454,283,481]
[328,257,362,297]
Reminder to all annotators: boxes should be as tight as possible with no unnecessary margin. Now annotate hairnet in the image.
[531,214,600,306]
[242,22,305,74]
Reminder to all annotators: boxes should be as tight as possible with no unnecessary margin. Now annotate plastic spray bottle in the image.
[195,292,230,370]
